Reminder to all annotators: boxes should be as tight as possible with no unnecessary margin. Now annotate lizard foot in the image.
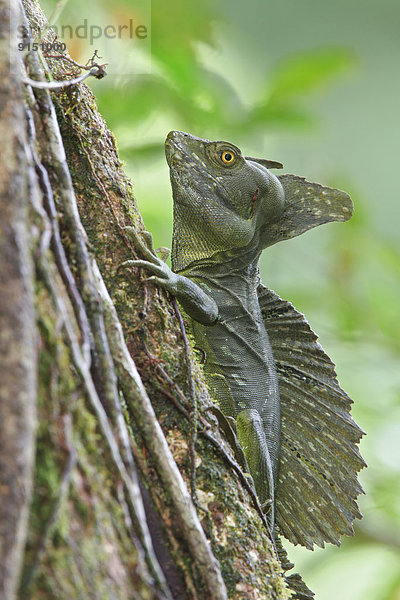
[119,227,219,325]
[118,228,179,293]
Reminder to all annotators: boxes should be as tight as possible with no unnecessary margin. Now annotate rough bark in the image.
[0,0,292,598]
[0,1,37,597]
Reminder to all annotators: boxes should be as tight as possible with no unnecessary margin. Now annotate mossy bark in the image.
[0,0,293,598]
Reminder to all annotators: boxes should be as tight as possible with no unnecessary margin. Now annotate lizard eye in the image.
[221,150,236,164]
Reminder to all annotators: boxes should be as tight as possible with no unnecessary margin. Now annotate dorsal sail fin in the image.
[257,284,366,549]
[275,537,315,599]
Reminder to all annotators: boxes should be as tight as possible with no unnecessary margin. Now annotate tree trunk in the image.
[0,1,292,598]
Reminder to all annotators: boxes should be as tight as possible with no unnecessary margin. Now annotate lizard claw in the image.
[141,230,157,255]
[123,226,168,263]
[261,499,273,514]
[156,246,170,262]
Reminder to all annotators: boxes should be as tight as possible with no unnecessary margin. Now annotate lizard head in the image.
[165,131,353,272]
[165,130,285,271]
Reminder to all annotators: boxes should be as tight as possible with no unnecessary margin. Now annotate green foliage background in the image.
[43,0,400,597]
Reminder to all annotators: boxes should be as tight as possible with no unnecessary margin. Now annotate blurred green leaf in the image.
[267,48,355,101]
[247,102,316,129]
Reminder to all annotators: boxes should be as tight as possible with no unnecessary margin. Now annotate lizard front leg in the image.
[121,228,219,326]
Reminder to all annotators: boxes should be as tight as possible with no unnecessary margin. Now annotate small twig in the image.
[42,52,81,75]
[42,47,106,76]
[153,371,192,420]
[23,65,106,89]
[85,49,104,67]
[194,346,206,365]
[143,343,190,412]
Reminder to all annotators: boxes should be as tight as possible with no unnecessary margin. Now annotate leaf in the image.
[267,48,355,101]
[247,103,316,130]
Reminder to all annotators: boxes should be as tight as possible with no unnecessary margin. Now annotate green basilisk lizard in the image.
[127,130,365,553]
